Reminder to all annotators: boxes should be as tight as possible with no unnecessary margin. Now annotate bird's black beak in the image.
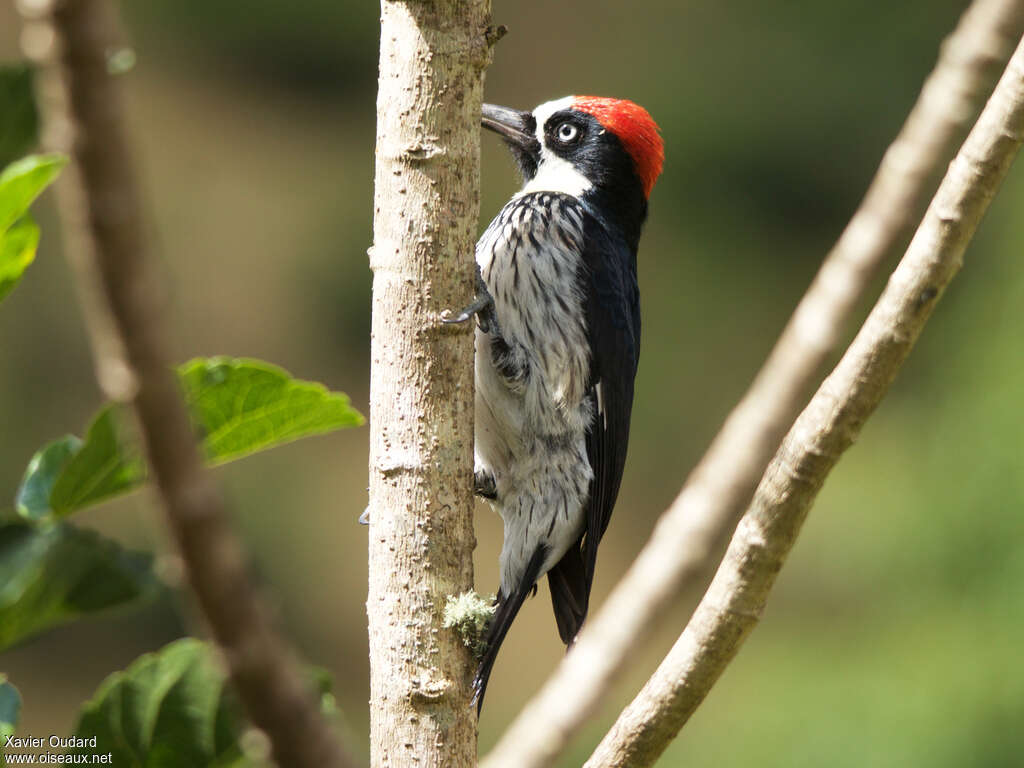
[481,103,539,153]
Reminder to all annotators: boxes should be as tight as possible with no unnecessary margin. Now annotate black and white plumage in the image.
[450,95,663,709]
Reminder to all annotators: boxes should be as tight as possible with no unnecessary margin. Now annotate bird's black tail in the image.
[473,546,547,713]
[547,542,590,644]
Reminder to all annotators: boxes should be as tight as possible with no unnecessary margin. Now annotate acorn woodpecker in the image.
[445,95,663,710]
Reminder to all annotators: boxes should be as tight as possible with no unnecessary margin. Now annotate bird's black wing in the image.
[548,212,640,644]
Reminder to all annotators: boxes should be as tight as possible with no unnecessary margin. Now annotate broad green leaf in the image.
[180,357,364,464]
[70,639,249,767]
[0,215,39,303]
[14,358,363,521]
[0,675,21,746]
[0,523,158,652]
[0,154,66,235]
[0,66,39,170]
[15,434,81,522]
[48,407,146,519]
[71,639,337,767]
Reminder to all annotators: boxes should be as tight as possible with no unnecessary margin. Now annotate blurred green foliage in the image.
[0,675,21,745]
[14,434,87,523]
[0,154,65,303]
[67,638,338,766]
[13,359,363,524]
[70,639,251,766]
[12,358,362,528]
[19,407,146,523]
[2,354,363,663]
[0,0,1021,766]
[0,66,38,170]
[0,522,158,653]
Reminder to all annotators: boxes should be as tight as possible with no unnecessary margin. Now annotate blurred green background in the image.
[2,0,1023,765]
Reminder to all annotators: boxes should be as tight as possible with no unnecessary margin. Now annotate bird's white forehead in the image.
[516,95,592,199]
[532,96,576,133]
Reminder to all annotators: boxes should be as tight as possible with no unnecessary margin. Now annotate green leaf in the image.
[0,675,21,747]
[15,435,82,522]
[70,639,249,767]
[12,407,143,524]
[180,357,364,464]
[14,358,364,521]
[0,66,39,170]
[0,153,65,303]
[71,639,338,766]
[0,154,66,235]
[0,523,159,652]
[48,406,146,519]
[0,215,40,303]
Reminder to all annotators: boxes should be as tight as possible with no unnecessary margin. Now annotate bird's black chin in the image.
[481,103,539,181]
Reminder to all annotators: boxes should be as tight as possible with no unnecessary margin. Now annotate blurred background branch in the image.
[14,1,355,766]
[586,29,1024,768]
[480,2,1024,766]
[17,8,133,402]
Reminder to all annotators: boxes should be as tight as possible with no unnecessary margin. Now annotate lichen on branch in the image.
[444,591,497,660]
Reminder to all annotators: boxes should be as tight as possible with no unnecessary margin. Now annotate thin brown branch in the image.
[18,1,356,766]
[480,2,1024,766]
[586,30,1024,767]
[366,1,492,766]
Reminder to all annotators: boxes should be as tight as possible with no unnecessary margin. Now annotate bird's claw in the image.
[442,264,498,334]
[474,470,498,500]
[444,293,494,328]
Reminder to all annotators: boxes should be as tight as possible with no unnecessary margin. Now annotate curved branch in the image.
[586,30,1024,768]
[19,2,356,766]
[480,2,1024,767]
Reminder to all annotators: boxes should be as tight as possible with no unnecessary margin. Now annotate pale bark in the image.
[586,30,1024,767]
[19,2,355,766]
[480,2,1024,767]
[367,2,494,767]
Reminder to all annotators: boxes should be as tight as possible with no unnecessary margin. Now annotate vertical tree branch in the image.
[586,30,1024,767]
[481,2,1024,767]
[18,2,355,766]
[367,2,493,766]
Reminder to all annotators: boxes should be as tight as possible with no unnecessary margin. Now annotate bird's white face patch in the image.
[516,96,593,199]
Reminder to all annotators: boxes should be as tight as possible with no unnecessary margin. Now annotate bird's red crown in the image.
[572,96,664,199]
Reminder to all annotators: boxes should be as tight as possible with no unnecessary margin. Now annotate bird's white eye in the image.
[556,122,579,143]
